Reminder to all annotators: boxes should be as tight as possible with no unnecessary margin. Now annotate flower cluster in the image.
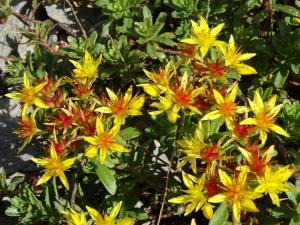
[5,16,295,225]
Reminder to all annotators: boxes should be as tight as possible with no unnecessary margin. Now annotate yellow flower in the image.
[255,166,295,207]
[86,201,134,225]
[181,16,225,57]
[220,35,257,75]
[69,50,102,82]
[240,91,289,144]
[209,167,262,222]
[201,83,247,129]
[149,72,203,123]
[169,172,214,220]
[63,208,87,225]
[5,72,48,117]
[177,128,206,174]
[96,86,145,124]
[138,61,175,97]
[83,117,129,164]
[31,145,76,190]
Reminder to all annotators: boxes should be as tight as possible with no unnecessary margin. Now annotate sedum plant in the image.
[3,14,297,225]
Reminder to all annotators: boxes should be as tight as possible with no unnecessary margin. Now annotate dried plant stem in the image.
[157,117,185,225]
[205,0,211,21]
[65,0,87,39]
[108,33,128,69]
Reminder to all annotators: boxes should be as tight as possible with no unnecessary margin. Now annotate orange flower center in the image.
[175,89,192,107]
[47,160,64,176]
[219,102,236,118]
[99,134,113,148]
[111,100,128,116]
[227,184,243,201]
[22,87,36,104]
[256,112,274,131]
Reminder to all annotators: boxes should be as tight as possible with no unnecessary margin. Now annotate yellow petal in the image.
[240,118,257,125]
[33,98,49,108]
[228,35,235,50]
[169,195,189,204]
[269,124,289,137]
[200,46,209,57]
[99,148,107,164]
[34,82,48,92]
[240,199,259,212]
[138,84,160,97]
[191,218,197,225]
[208,194,226,203]
[270,192,280,207]
[238,53,256,61]
[84,137,98,145]
[31,157,49,166]
[211,23,224,37]
[23,72,30,88]
[232,201,241,222]
[85,146,98,158]
[109,201,122,220]
[199,16,209,32]
[96,117,104,134]
[182,171,194,189]
[202,203,214,220]
[129,95,145,110]
[62,157,77,169]
[260,130,268,145]
[167,105,180,124]
[36,171,52,185]
[201,110,221,121]
[228,83,238,103]
[124,86,133,104]
[5,92,23,100]
[106,87,118,101]
[236,63,257,75]
[110,144,130,153]
[49,144,58,160]
[59,172,69,190]
[95,107,112,113]
[118,218,134,225]
[69,60,83,70]
[218,169,233,187]
[213,89,224,105]
[181,38,197,45]
[86,206,102,222]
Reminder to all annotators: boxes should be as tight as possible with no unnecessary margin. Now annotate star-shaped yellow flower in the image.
[177,128,206,174]
[138,61,175,97]
[5,72,48,117]
[220,35,257,75]
[86,201,134,225]
[31,144,77,190]
[201,83,247,129]
[96,86,145,124]
[69,50,102,82]
[255,166,295,207]
[181,16,225,57]
[209,167,262,222]
[240,91,289,144]
[63,208,87,225]
[169,172,214,220]
[84,117,129,164]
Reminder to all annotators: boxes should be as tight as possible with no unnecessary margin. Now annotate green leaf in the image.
[274,68,289,88]
[290,214,300,225]
[209,203,229,225]
[119,127,140,140]
[272,4,300,17]
[91,159,117,195]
